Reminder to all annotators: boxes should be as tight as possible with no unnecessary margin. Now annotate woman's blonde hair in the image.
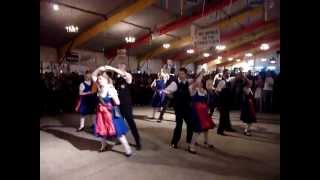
[97,71,113,85]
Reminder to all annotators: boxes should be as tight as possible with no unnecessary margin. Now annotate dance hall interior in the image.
[40,0,280,179]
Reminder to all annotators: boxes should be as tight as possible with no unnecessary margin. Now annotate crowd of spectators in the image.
[40,68,279,117]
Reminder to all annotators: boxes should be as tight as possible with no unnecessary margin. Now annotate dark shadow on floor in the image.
[140,127,264,162]
[130,148,278,179]
[41,128,125,156]
[226,125,280,145]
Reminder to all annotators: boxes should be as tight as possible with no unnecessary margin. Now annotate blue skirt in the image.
[79,95,98,116]
[112,106,129,137]
[151,91,165,107]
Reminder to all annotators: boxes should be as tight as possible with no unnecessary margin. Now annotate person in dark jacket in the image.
[216,69,235,135]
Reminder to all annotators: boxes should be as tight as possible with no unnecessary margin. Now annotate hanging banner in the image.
[192,25,220,50]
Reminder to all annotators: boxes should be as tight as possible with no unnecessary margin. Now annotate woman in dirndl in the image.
[91,66,132,157]
[150,72,166,120]
[241,79,257,136]
[188,70,216,153]
[76,71,97,132]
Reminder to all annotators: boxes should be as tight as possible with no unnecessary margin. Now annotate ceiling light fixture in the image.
[163,43,170,49]
[53,4,60,11]
[228,57,234,61]
[217,56,222,60]
[267,66,276,70]
[125,36,136,43]
[236,59,241,62]
[65,25,79,33]
[215,44,226,51]
[260,43,270,50]
[203,53,210,57]
[245,53,253,57]
[261,58,267,62]
[186,49,194,54]
[270,60,276,64]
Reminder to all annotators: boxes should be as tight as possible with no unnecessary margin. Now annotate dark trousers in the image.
[208,91,217,117]
[209,105,216,117]
[159,96,172,119]
[119,103,141,146]
[263,90,273,113]
[171,107,193,145]
[218,107,231,133]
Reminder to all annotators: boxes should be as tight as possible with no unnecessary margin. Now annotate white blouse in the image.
[98,84,118,98]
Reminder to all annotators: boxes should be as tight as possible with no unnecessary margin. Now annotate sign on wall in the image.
[191,25,220,50]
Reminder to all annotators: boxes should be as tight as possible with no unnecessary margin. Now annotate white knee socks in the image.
[245,123,252,132]
[189,133,200,151]
[152,108,158,118]
[79,117,85,129]
[100,138,107,150]
[118,135,132,155]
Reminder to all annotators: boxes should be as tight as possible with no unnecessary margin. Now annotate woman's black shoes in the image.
[76,127,84,132]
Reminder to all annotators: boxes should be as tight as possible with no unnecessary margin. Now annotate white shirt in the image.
[165,79,187,94]
[98,84,118,98]
[117,72,133,84]
[215,80,226,92]
[189,87,207,96]
[263,77,274,91]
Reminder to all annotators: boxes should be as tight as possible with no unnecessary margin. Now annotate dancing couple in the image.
[164,68,215,154]
[77,63,141,157]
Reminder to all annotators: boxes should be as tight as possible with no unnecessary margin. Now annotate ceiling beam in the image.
[215,42,280,67]
[42,0,153,33]
[41,0,107,19]
[105,0,238,59]
[195,32,280,65]
[140,6,264,64]
[182,23,279,65]
[58,0,156,58]
[174,19,278,62]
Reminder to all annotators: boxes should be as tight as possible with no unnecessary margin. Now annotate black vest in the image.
[114,74,132,105]
[166,75,176,87]
[218,80,232,108]
[173,80,191,109]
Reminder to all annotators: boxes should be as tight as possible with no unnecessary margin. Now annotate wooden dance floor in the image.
[40,106,280,180]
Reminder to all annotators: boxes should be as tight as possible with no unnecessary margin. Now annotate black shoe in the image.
[244,131,252,136]
[125,153,133,157]
[99,146,107,153]
[204,142,214,148]
[136,144,142,151]
[187,147,197,154]
[76,127,84,132]
[225,128,236,132]
[217,132,226,136]
[170,144,178,149]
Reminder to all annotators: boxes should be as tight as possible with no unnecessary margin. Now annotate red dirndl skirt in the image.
[193,102,215,131]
